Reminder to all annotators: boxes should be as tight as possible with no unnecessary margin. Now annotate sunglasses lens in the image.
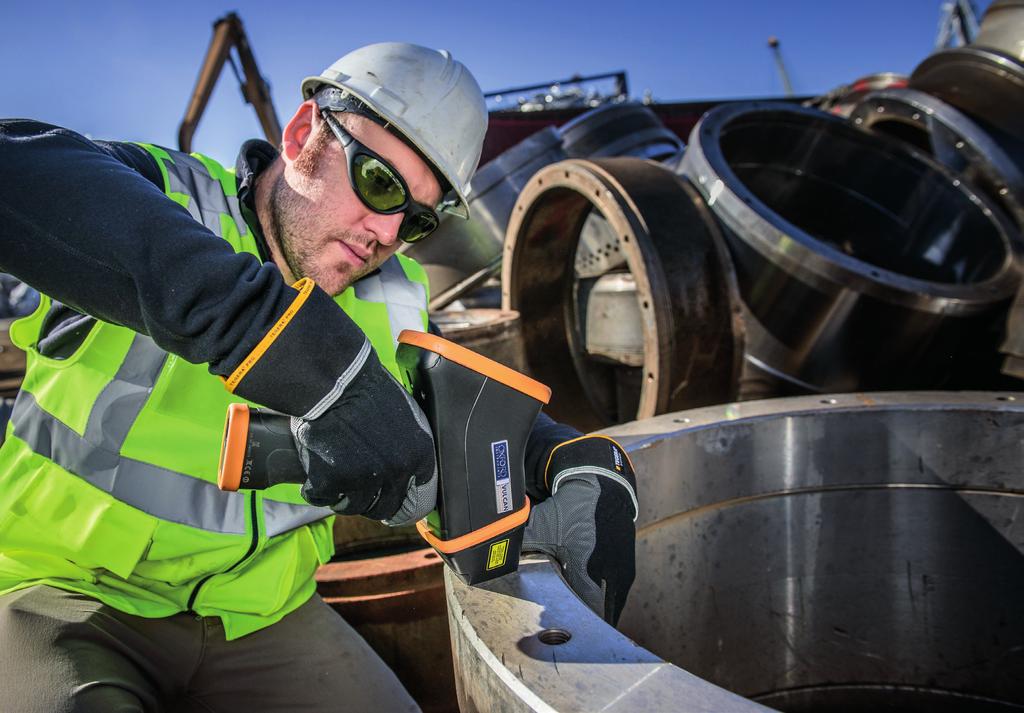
[398,210,439,243]
[352,154,406,211]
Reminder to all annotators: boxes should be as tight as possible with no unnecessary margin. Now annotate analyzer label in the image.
[492,439,513,514]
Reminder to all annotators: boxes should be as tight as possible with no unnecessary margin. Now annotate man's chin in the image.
[314,265,370,297]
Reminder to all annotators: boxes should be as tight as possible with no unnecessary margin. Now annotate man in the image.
[0,43,637,711]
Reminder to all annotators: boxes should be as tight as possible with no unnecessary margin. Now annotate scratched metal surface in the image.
[447,392,1024,711]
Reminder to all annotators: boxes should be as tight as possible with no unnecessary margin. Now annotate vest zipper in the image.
[186,491,261,611]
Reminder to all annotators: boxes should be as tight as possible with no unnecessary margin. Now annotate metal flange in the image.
[502,157,743,431]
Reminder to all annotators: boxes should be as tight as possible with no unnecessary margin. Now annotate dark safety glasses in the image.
[320,110,440,244]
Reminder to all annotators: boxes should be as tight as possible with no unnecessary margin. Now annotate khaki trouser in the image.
[0,585,420,713]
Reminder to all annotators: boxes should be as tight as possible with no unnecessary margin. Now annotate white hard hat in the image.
[302,42,488,220]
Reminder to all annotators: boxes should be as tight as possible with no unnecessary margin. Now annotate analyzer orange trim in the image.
[398,330,551,404]
[217,403,250,492]
[416,498,531,554]
[223,278,315,393]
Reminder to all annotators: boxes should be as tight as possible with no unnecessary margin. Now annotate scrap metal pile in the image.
[436,3,1024,711]
[415,0,1024,438]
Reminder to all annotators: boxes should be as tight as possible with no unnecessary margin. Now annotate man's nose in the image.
[363,211,404,247]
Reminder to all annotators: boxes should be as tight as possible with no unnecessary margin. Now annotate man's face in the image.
[265,107,442,296]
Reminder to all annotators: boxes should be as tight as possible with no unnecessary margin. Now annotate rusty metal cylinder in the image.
[430,308,526,371]
[317,548,456,713]
[503,157,743,431]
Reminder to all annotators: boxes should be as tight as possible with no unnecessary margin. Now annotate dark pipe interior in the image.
[718,112,1007,285]
[866,117,934,155]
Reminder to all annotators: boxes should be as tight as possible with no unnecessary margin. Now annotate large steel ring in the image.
[446,391,1024,712]
[502,157,743,432]
[681,101,1022,393]
[849,87,1024,232]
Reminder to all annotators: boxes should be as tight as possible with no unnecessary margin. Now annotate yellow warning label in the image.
[486,539,510,570]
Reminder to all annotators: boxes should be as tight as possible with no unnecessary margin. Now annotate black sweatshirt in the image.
[0,118,577,496]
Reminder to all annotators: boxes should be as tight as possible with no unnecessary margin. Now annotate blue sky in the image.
[1,0,991,166]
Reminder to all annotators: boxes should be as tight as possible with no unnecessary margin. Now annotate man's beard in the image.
[265,171,378,296]
[267,172,312,286]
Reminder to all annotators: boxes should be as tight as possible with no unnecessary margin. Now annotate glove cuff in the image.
[544,435,638,520]
[223,278,369,416]
[544,435,634,488]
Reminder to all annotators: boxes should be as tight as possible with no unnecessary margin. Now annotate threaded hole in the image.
[538,628,572,645]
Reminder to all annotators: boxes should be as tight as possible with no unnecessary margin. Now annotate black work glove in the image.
[229,279,436,525]
[522,436,638,625]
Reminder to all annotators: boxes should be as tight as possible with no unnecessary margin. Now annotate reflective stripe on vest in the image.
[354,257,429,349]
[10,333,330,536]
[162,152,248,240]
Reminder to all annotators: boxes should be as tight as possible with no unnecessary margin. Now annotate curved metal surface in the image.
[807,72,909,118]
[849,87,1024,231]
[403,127,569,297]
[910,46,1024,142]
[558,103,684,162]
[975,0,1024,62]
[681,101,1022,393]
[446,391,1024,712]
[502,157,743,432]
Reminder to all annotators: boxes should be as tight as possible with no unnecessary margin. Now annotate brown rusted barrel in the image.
[316,548,456,713]
[431,308,526,371]
[331,516,421,557]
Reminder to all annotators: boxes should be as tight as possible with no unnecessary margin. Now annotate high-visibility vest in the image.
[0,145,429,640]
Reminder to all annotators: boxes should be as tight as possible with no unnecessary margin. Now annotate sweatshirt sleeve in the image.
[524,410,582,502]
[0,118,296,378]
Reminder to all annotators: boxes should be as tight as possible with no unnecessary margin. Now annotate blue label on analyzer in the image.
[492,439,513,514]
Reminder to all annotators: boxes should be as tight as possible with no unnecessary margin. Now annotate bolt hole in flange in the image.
[537,628,572,646]
[502,158,744,431]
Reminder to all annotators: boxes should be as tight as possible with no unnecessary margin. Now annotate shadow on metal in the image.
[446,392,1024,712]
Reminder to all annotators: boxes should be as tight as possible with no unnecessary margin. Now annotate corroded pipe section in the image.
[446,392,1024,712]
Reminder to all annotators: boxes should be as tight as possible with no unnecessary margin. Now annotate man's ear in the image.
[280,100,318,163]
